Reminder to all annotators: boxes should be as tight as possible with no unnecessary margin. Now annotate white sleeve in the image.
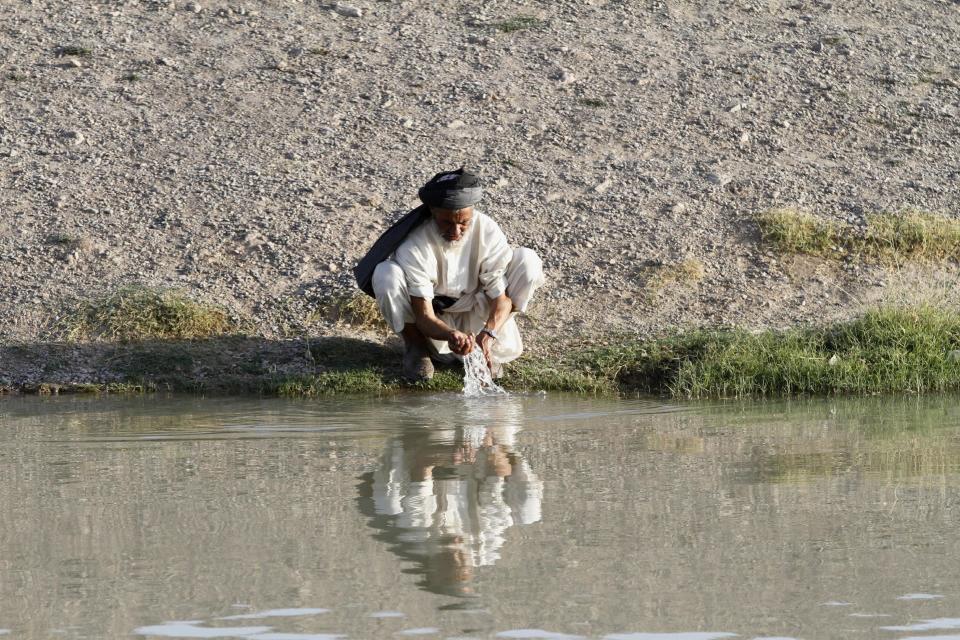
[478,218,512,299]
[395,237,437,300]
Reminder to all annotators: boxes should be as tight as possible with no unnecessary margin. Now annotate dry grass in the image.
[758,208,960,262]
[313,291,388,332]
[757,208,838,255]
[643,258,706,298]
[64,286,235,342]
[862,211,960,261]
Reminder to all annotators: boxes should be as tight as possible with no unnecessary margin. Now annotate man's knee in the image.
[372,261,405,297]
[511,248,544,285]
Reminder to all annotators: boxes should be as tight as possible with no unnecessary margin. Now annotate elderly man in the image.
[360,169,544,382]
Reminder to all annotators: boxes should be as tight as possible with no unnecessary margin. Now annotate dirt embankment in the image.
[1,0,958,387]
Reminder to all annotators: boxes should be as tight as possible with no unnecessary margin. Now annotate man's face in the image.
[431,206,473,244]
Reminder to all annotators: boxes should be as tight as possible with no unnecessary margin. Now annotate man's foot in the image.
[403,342,434,382]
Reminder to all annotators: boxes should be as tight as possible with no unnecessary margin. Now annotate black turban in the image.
[418,168,483,210]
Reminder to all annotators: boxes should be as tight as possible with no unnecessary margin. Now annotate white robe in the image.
[372,211,544,365]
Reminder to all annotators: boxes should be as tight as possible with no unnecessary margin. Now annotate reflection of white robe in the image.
[370,427,543,568]
[371,212,545,365]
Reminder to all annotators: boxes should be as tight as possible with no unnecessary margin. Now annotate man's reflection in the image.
[357,421,543,597]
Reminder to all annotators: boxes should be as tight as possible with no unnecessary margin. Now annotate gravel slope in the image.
[1,0,958,351]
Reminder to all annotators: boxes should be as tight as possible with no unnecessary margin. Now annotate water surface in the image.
[2,393,960,639]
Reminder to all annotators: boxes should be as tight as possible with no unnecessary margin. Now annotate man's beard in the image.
[441,235,465,248]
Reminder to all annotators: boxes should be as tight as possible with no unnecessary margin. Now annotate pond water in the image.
[2,393,960,640]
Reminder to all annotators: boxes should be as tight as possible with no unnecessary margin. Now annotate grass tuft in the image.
[862,211,960,260]
[314,291,387,332]
[56,45,92,57]
[757,208,837,255]
[758,208,960,262]
[64,286,235,342]
[494,15,545,32]
[642,258,706,298]
[579,98,607,108]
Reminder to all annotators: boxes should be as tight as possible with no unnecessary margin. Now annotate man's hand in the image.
[476,330,495,372]
[447,330,475,356]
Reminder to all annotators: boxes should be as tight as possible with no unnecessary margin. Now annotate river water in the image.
[2,393,960,640]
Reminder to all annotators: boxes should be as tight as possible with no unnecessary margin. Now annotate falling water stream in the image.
[462,348,507,396]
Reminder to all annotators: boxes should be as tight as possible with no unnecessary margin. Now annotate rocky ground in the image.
[1,0,959,386]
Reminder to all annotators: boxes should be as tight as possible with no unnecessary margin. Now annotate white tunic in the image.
[394,211,513,302]
[373,211,543,364]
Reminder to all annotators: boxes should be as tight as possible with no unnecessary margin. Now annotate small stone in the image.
[326,263,339,273]
[669,202,686,214]
[593,179,612,193]
[67,58,83,68]
[557,69,576,84]
[402,118,414,129]
[185,1,202,12]
[948,350,960,363]
[447,119,466,130]
[334,3,363,17]
[705,172,730,186]
[60,130,84,146]
[828,354,839,366]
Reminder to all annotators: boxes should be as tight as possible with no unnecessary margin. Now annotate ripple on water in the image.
[247,634,346,640]
[603,634,738,640]
[368,611,406,619]
[897,593,946,601]
[219,608,331,620]
[494,631,585,639]
[398,628,441,636]
[133,621,271,637]
[882,618,960,631]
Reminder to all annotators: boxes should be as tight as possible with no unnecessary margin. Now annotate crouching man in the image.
[369,169,545,382]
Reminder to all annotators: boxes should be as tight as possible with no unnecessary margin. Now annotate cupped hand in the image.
[447,330,475,355]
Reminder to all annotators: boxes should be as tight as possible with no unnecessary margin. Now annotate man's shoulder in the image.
[473,210,502,231]
[396,217,434,255]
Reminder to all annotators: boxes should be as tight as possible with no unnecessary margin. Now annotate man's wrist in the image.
[479,327,498,341]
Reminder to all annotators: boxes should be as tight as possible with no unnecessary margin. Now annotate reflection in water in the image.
[4,394,960,639]
[358,399,543,597]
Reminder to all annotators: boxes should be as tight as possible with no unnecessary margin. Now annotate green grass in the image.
[614,306,960,398]
[757,208,960,261]
[23,305,960,399]
[757,208,838,255]
[56,45,92,57]
[579,98,607,108]
[270,369,464,396]
[64,286,236,342]
[493,15,545,32]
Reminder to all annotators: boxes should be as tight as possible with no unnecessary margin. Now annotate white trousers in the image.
[372,248,545,364]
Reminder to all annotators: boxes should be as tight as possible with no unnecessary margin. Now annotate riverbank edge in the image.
[3,305,960,399]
